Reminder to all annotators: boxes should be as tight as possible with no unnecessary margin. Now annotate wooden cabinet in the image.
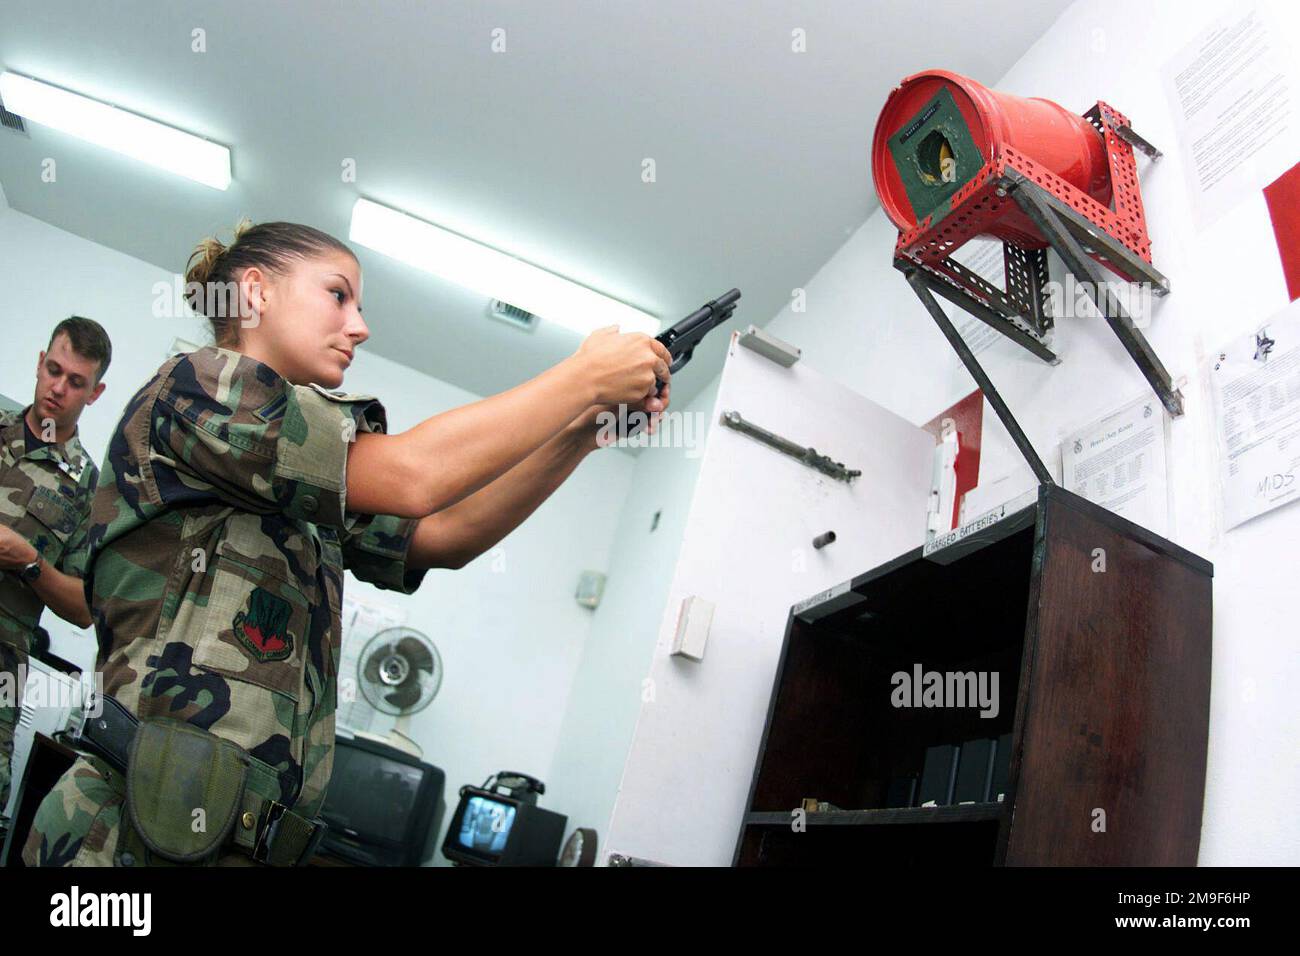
[734,485,1213,866]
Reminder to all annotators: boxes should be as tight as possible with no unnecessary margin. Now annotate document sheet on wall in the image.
[1061,395,1172,536]
[1163,2,1300,228]
[1211,299,1300,529]
[948,239,1006,358]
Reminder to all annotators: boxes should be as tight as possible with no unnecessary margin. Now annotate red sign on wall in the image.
[922,390,984,530]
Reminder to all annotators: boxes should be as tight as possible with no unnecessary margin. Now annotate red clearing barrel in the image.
[872,69,1111,244]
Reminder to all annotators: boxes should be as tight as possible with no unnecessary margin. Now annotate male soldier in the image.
[0,317,110,827]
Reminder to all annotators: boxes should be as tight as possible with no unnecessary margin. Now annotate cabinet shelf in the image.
[734,485,1213,867]
[746,802,1005,827]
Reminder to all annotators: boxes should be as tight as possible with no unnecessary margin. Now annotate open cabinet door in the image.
[601,330,936,866]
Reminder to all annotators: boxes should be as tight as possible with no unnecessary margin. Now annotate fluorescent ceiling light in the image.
[0,72,231,190]
[349,198,659,336]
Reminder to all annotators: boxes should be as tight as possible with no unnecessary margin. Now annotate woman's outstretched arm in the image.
[404,387,669,569]
[345,327,671,519]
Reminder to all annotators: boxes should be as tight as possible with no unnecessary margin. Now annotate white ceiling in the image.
[0,0,1072,407]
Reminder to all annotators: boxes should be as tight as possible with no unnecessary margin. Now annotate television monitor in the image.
[317,733,445,867]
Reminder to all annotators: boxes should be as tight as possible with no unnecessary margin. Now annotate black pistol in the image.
[657,287,742,387]
[620,288,741,438]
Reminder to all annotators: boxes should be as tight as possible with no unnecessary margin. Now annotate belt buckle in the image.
[252,800,288,864]
[66,687,99,744]
[300,818,328,866]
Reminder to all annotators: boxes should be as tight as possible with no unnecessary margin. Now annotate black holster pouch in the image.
[117,718,248,866]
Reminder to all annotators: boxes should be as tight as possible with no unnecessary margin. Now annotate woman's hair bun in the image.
[184,218,254,311]
[184,236,226,289]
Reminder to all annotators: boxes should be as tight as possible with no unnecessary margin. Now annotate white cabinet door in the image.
[602,331,936,866]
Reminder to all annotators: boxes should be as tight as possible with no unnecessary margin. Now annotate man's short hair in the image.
[48,316,112,384]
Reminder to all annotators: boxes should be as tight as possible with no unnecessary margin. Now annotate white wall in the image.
[545,377,719,836]
[560,0,1299,867]
[0,206,636,863]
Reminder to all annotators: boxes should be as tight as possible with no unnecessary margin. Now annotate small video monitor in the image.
[442,786,567,866]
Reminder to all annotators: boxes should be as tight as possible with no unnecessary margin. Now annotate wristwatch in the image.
[19,558,42,584]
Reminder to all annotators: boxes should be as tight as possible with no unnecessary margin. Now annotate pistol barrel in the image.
[660,288,742,348]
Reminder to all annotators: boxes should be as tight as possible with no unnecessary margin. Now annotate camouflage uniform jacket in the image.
[24,346,426,866]
[0,407,97,651]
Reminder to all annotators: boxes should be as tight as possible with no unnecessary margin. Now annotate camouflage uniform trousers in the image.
[20,755,121,866]
[0,640,24,815]
[22,754,261,867]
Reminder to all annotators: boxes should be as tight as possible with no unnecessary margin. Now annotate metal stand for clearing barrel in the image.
[895,175,1184,490]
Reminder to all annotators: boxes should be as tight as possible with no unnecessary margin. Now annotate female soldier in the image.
[24,220,672,866]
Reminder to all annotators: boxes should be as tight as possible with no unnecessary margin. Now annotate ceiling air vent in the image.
[488,299,538,332]
[0,93,28,135]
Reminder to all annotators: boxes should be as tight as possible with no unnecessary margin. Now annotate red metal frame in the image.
[895,102,1153,297]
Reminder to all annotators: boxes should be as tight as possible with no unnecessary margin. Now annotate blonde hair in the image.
[184,218,357,347]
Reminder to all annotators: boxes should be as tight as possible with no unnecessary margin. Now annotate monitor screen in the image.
[324,745,427,845]
[455,795,517,856]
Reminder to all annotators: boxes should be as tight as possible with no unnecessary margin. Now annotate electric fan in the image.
[352,626,442,758]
